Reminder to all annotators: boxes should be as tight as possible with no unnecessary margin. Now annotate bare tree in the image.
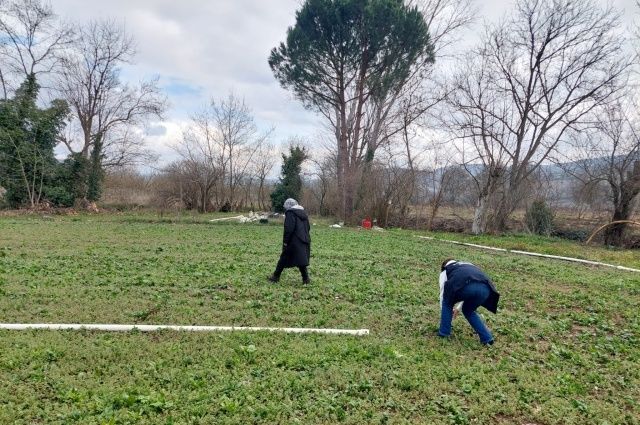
[0,0,73,99]
[370,0,477,156]
[339,0,477,223]
[447,48,513,233]
[307,155,337,216]
[252,142,276,211]
[56,20,166,170]
[354,0,477,222]
[399,94,429,226]
[209,94,271,209]
[447,0,630,234]
[350,0,476,227]
[422,144,464,230]
[153,161,200,212]
[174,117,222,213]
[567,175,608,220]
[99,126,159,169]
[357,143,415,226]
[174,93,271,212]
[563,101,640,245]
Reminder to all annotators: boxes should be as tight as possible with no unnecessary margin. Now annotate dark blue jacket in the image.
[443,262,500,313]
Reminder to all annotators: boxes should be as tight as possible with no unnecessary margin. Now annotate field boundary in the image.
[0,323,370,336]
[416,235,640,273]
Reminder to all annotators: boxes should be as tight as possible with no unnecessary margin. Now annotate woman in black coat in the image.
[268,198,311,284]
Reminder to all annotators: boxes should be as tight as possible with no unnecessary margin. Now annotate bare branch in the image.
[56,19,167,168]
[444,0,631,233]
[0,0,73,93]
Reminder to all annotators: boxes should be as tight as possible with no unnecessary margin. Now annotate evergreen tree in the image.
[0,75,69,207]
[270,146,308,212]
[269,0,433,220]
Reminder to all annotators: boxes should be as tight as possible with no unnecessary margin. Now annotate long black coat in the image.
[278,208,311,267]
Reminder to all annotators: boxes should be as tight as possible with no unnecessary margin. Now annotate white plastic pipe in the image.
[208,215,245,222]
[416,235,640,273]
[0,323,369,336]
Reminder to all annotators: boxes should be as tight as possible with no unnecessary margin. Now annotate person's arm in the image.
[282,212,296,247]
[439,270,447,309]
[441,261,461,318]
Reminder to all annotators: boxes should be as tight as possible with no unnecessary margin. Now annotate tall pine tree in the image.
[269,0,433,221]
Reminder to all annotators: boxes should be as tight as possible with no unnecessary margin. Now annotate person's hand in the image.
[452,309,459,320]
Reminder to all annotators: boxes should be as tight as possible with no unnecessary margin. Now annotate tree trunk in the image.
[604,210,628,246]
[472,196,489,234]
[491,197,511,234]
[86,137,104,202]
[336,77,349,222]
[258,178,265,210]
[427,202,440,231]
[0,69,7,100]
[604,167,640,246]
[343,164,356,223]
[199,185,208,213]
[604,198,634,246]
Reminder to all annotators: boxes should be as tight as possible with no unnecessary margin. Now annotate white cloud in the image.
[48,0,639,167]
[50,0,319,160]
[142,119,187,167]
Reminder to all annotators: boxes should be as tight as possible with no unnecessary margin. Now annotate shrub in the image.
[525,200,554,236]
[552,228,588,242]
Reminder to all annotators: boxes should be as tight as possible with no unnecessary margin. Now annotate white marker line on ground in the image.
[0,323,370,336]
[416,235,640,273]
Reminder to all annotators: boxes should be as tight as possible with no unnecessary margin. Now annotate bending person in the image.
[438,258,500,345]
[268,198,311,284]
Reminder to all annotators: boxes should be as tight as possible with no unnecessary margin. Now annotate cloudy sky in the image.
[50,0,638,165]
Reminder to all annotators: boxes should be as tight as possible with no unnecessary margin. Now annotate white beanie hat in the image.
[283,198,298,210]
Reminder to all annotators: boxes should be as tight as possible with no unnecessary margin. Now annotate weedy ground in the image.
[0,213,638,424]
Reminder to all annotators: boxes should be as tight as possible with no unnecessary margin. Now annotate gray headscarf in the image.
[283,198,298,210]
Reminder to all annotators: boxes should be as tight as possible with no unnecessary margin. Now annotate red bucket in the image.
[362,217,372,229]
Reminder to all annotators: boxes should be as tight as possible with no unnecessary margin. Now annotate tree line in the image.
[268,0,640,246]
[1,0,639,247]
[0,0,298,215]
[0,0,165,208]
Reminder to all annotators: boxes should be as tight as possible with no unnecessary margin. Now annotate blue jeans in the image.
[439,282,494,344]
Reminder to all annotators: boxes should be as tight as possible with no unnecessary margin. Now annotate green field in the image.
[0,214,638,424]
